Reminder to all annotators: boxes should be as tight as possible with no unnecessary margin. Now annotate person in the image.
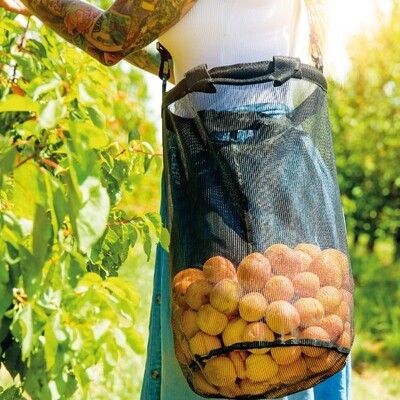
[0,1,351,399]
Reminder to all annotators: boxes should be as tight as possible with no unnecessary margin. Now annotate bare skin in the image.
[0,0,197,78]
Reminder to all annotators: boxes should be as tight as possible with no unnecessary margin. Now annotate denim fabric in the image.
[140,102,352,400]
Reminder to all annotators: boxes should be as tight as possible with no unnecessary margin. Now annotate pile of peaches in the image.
[172,243,354,398]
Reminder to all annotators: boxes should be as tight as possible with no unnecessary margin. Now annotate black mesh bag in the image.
[160,54,354,398]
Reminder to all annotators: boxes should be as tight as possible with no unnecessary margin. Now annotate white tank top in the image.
[159,0,311,82]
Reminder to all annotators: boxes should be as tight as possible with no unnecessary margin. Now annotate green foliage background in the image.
[0,1,400,399]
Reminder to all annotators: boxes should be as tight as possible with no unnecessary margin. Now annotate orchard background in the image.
[1,1,399,399]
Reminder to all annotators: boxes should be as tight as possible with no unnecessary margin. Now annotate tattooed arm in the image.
[11,0,196,66]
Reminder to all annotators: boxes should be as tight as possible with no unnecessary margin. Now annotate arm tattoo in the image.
[20,0,197,66]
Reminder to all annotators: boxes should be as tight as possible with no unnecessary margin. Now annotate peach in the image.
[304,350,340,374]
[295,250,313,271]
[197,304,228,336]
[203,356,237,387]
[239,292,268,322]
[339,289,354,308]
[181,309,200,338]
[322,248,350,277]
[263,275,294,302]
[228,351,248,379]
[192,369,219,396]
[173,268,205,286]
[240,379,270,396]
[203,256,237,284]
[189,331,222,357]
[270,335,302,365]
[337,331,351,348]
[264,244,302,279]
[242,322,275,354]
[185,279,213,310]
[237,252,271,291]
[318,314,344,341]
[222,317,248,347]
[245,353,279,382]
[277,355,307,384]
[173,279,192,308]
[265,301,301,334]
[209,279,241,315]
[316,286,342,313]
[294,243,322,259]
[308,251,343,289]
[294,298,324,327]
[336,301,351,323]
[292,272,320,298]
[300,326,330,357]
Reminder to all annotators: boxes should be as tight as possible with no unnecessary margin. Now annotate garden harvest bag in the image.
[157,23,354,399]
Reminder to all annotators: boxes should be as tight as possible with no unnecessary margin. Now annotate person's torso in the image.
[159,0,310,82]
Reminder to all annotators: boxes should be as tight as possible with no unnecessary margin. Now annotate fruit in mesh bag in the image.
[294,243,322,259]
[237,252,271,291]
[318,314,344,341]
[270,335,302,365]
[277,355,308,384]
[197,304,228,336]
[173,268,205,286]
[209,278,241,315]
[203,356,238,387]
[240,379,271,396]
[239,292,268,322]
[192,369,219,396]
[264,244,303,279]
[265,300,301,334]
[294,297,324,328]
[300,326,330,357]
[316,286,343,313]
[185,279,213,310]
[222,317,248,347]
[292,271,320,298]
[203,256,237,284]
[181,309,200,338]
[245,353,279,382]
[308,250,344,289]
[304,349,340,374]
[173,268,205,308]
[189,331,222,357]
[263,275,294,302]
[228,351,248,379]
[242,322,275,354]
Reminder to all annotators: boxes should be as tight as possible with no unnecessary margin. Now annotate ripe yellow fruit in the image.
[237,252,271,291]
[173,268,205,286]
[209,279,241,315]
[192,369,219,396]
[294,250,313,271]
[292,272,320,298]
[222,317,248,347]
[174,336,191,365]
[339,289,354,308]
[240,379,270,396]
[265,301,301,334]
[300,326,330,357]
[337,331,351,348]
[228,351,248,379]
[217,383,242,398]
[203,256,237,284]
[239,292,268,322]
[245,353,279,382]
[203,356,237,387]
[277,356,307,384]
[318,314,344,341]
[189,331,222,357]
[304,350,339,374]
[294,298,324,328]
[322,248,349,277]
[336,301,351,324]
[270,335,302,365]
[294,243,321,259]
[263,275,294,302]
[173,279,192,308]
[316,286,342,313]
[185,279,213,310]
[181,309,200,338]
[197,304,228,336]
[308,252,343,289]
[242,322,275,354]
[264,244,302,279]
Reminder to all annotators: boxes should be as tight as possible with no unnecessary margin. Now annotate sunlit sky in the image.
[143,0,393,133]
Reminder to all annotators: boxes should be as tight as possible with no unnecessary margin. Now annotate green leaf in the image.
[0,384,24,399]
[32,204,53,269]
[0,146,16,176]
[0,95,39,113]
[87,106,105,128]
[38,100,66,129]
[76,176,110,253]
[160,227,170,251]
